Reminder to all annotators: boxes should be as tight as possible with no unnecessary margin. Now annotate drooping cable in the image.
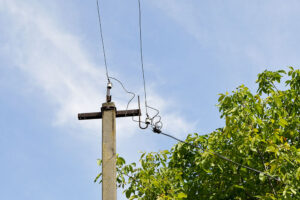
[109,76,136,113]
[96,0,110,83]
[153,130,281,182]
[137,0,148,115]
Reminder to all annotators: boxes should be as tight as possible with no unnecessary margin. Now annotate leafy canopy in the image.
[95,67,300,199]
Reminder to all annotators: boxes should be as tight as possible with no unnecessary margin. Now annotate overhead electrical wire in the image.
[94,0,280,186]
[95,0,162,123]
[96,0,137,113]
[137,0,148,115]
[96,0,110,83]
[95,0,164,129]
[137,0,163,130]
[135,1,278,182]
[152,129,281,182]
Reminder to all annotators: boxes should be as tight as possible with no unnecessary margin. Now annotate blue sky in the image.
[1,0,299,199]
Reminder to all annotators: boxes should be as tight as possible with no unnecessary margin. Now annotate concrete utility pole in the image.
[78,85,140,200]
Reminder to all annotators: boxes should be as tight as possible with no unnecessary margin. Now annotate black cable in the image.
[155,130,281,182]
[96,0,110,82]
[137,0,148,115]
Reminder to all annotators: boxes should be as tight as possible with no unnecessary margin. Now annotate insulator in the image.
[107,82,112,89]
[145,117,151,125]
[155,121,163,129]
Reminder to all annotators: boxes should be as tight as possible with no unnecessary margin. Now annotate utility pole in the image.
[78,85,140,200]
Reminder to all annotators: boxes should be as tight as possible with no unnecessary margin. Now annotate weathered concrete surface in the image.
[102,102,116,200]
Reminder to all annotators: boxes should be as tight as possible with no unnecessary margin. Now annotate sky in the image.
[0,0,299,199]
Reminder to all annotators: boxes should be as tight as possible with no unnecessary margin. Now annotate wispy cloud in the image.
[0,0,196,139]
[151,0,300,71]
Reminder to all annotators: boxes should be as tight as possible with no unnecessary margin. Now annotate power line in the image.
[96,0,137,110]
[154,130,281,182]
[95,0,163,129]
[96,0,110,83]
[135,2,268,180]
[137,0,148,115]
[94,0,281,186]
[136,0,163,130]
[94,0,281,188]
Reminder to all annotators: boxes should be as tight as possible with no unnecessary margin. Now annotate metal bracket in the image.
[138,96,149,129]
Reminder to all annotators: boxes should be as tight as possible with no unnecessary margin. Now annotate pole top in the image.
[102,102,116,111]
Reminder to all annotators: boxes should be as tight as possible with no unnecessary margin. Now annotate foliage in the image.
[95,67,300,199]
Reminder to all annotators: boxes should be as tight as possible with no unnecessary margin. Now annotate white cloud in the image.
[0,0,196,140]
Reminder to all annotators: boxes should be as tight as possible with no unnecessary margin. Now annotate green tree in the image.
[95,67,300,199]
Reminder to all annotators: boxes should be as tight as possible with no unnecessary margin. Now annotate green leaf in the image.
[177,192,187,198]
[94,172,102,183]
[290,188,297,195]
[234,185,244,189]
[279,118,288,127]
[97,159,102,166]
[259,173,266,182]
[126,189,132,198]
[266,146,276,153]
[117,156,126,165]
[296,167,300,180]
